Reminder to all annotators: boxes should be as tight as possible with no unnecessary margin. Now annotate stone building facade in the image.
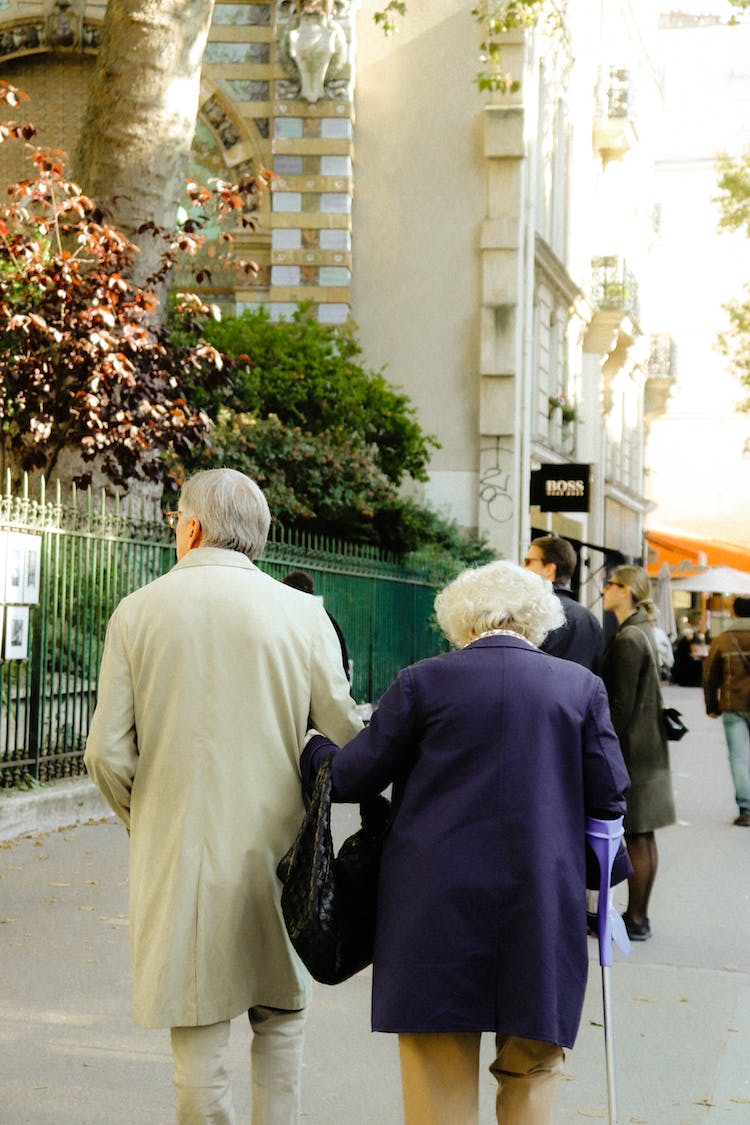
[0,0,670,596]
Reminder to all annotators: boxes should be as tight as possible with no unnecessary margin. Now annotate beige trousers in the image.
[171,1006,307,1125]
[399,1031,564,1125]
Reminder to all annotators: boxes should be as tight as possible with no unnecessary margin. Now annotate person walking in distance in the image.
[703,596,750,827]
[85,468,363,1124]
[523,535,604,673]
[602,565,677,941]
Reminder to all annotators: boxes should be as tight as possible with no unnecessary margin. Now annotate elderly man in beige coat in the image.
[84,468,363,1124]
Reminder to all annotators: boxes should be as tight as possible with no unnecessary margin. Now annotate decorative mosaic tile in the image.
[273,192,302,212]
[204,42,270,64]
[320,193,351,214]
[319,267,351,286]
[319,230,351,251]
[271,265,301,286]
[318,304,350,324]
[272,229,302,249]
[213,3,270,25]
[225,80,270,102]
[321,119,352,139]
[275,118,304,139]
[274,156,304,175]
[321,156,352,176]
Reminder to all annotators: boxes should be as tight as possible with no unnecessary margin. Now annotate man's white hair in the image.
[179,468,270,561]
[435,560,565,649]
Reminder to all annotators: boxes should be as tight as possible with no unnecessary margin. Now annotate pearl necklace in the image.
[468,629,536,647]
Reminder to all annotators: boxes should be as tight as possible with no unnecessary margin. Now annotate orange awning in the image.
[645,527,750,577]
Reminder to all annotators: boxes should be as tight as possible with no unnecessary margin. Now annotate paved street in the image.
[1,684,749,1123]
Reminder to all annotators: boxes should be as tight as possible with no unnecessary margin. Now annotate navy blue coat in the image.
[301,635,630,1048]
[541,587,605,674]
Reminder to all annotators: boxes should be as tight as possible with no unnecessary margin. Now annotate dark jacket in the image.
[301,635,630,1048]
[602,609,676,835]
[703,624,750,713]
[540,586,604,674]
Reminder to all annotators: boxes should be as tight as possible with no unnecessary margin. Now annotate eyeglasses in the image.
[604,580,624,589]
[165,510,180,531]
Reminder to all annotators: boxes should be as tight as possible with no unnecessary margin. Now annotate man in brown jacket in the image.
[703,596,750,826]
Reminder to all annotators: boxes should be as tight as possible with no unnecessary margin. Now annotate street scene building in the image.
[0,0,683,605]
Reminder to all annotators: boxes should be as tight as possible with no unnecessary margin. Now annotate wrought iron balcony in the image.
[647,334,677,380]
[590,256,640,323]
[593,66,636,160]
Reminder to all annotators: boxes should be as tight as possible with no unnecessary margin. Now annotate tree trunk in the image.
[73,0,216,295]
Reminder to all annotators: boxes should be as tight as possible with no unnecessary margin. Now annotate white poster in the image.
[23,535,42,604]
[4,532,24,604]
[4,605,29,660]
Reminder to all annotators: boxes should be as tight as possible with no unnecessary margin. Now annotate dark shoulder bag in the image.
[277,756,391,985]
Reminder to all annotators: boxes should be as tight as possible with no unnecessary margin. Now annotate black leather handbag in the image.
[662,706,689,741]
[277,757,391,985]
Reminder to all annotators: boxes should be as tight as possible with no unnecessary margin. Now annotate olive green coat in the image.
[84,548,363,1029]
[602,609,676,834]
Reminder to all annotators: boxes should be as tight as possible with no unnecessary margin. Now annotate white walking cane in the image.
[585,816,631,1125]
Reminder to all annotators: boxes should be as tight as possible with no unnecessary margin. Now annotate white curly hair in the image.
[434,560,565,649]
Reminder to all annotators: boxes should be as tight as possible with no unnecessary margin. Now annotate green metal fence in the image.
[0,480,449,789]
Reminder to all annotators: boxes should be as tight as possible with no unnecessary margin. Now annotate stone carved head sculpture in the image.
[280,0,348,103]
[41,0,85,49]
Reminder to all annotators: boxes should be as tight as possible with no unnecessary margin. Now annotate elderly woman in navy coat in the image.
[301,561,630,1125]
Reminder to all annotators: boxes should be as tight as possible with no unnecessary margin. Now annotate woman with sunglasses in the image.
[602,565,676,941]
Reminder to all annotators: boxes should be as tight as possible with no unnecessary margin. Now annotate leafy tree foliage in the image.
[0,83,260,490]
[715,148,750,408]
[172,305,491,562]
[196,305,437,489]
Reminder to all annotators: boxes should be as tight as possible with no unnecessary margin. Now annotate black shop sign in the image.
[530,463,590,513]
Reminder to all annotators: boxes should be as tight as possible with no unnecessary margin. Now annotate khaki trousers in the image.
[399,1032,564,1125]
[171,1006,307,1124]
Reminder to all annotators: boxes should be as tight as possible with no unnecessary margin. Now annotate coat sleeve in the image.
[308,603,363,748]
[301,666,420,801]
[83,607,138,831]
[582,677,631,819]
[582,677,632,887]
[702,637,723,713]
[603,629,646,742]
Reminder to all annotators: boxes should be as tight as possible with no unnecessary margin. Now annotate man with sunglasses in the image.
[85,468,363,1124]
[523,535,604,674]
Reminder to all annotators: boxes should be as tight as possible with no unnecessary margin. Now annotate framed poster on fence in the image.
[23,535,41,604]
[4,605,29,660]
[4,532,25,603]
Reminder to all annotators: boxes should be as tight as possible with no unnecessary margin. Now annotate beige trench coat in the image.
[84,547,363,1029]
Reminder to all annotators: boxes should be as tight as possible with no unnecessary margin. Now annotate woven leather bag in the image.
[277,757,390,985]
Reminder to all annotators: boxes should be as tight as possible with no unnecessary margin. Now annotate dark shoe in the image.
[622,913,651,941]
[734,814,750,827]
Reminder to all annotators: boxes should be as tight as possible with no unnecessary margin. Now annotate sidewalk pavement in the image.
[1,685,749,1123]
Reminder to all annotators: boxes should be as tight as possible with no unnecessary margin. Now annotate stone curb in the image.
[0,777,111,842]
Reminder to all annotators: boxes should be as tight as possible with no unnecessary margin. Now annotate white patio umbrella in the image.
[670,565,750,595]
[653,562,677,640]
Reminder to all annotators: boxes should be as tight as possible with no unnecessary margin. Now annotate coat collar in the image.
[617,607,648,632]
[464,633,537,651]
[172,546,258,572]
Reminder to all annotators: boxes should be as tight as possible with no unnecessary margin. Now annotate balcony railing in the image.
[593,67,636,160]
[605,67,631,119]
[647,334,677,380]
[590,256,640,323]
